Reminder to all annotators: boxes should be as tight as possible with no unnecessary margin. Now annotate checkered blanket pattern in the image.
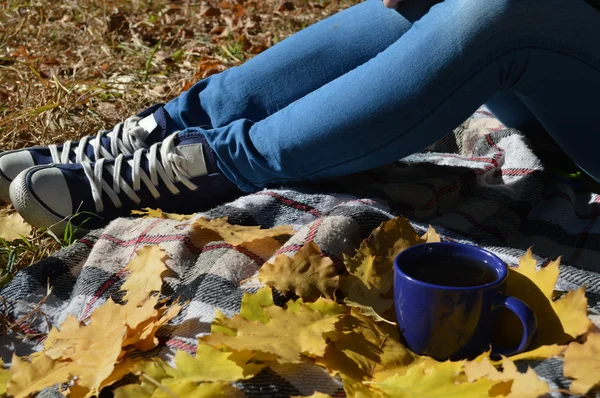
[1,107,600,397]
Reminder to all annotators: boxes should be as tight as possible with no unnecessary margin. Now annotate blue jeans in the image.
[164,0,600,192]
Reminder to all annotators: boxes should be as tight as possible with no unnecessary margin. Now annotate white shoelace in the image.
[48,116,149,164]
[83,133,199,213]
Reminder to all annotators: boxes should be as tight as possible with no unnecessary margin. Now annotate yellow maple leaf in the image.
[191,217,294,246]
[285,297,347,320]
[340,217,423,316]
[159,380,232,397]
[202,297,342,363]
[171,344,264,382]
[123,299,182,352]
[505,344,566,362]
[114,345,259,398]
[0,359,10,395]
[497,249,592,348]
[12,245,181,398]
[317,310,416,393]
[258,242,339,301]
[120,245,170,306]
[113,359,172,398]
[7,353,71,398]
[0,207,31,241]
[420,225,441,243]
[43,298,128,395]
[369,360,496,398]
[292,392,334,398]
[464,354,550,397]
[239,287,274,323]
[131,207,194,221]
[563,332,600,394]
[239,236,284,261]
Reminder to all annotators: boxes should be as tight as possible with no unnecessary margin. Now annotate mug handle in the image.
[492,294,538,357]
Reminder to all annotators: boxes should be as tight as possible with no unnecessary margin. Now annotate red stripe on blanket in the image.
[305,218,324,243]
[164,337,196,354]
[501,168,537,176]
[254,191,322,216]
[78,238,95,248]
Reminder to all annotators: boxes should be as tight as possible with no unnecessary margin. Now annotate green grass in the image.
[0,216,82,288]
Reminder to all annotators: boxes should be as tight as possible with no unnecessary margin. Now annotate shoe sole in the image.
[0,149,22,204]
[0,172,12,204]
[10,170,71,236]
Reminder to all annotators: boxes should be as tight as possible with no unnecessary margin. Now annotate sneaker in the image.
[0,104,171,204]
[9,132,242,233]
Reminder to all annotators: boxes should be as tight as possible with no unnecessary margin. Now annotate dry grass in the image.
[0,0,361,285]
[0,0,360,149]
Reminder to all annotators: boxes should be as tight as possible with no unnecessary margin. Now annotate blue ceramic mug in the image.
[393,242,537,360]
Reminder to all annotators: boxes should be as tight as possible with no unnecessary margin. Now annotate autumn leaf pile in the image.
[1,214,599,397]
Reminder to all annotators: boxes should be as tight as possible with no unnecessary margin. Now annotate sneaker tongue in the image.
[143,106,169,144]
[175,144,208,178]
[137,114,158,141]
[82,107,169,161]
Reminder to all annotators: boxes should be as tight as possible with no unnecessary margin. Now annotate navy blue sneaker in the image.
[9,131,242,233]
[0,104,171,204]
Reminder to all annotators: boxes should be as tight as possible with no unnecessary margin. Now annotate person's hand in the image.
[383,0,402,8]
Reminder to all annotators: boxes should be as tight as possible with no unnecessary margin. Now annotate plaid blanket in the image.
[1,107,600,397]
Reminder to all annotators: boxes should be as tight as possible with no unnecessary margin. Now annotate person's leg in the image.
[487,91,584,178]
[194,0,600,192]
[163,0,435,131]
[486,91,546,134]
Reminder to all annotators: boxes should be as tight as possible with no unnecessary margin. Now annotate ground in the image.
[0,0,361,285]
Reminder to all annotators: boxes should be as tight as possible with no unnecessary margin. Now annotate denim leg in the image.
[163,0,416,131]
[486,91,545,134]
[198,0,600,192]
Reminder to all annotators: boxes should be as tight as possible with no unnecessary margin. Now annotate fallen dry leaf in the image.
[170,344,264,383]
[369,360,496,398]
[239,286,274,323]
[42,298,128,395]
[112,359,171,398]
[202,289,342,364]
[421,225,441,243]
[340,217,423,316]
[131,207,194,221]
[499,249,592,347]
[7,354,71,398]
[317,310,416,395]
[115,344,262,397]
[239,236,284,261]
[191,217,293,246]
[9,245,181,398]
[464,353,550,397]
[258,241,339,301]
[292,393,333,398]
[505,344,566,362]
[0,207,31,241]
[563,332,600,394]
[120,245,170,306]
[0,359,8,395]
